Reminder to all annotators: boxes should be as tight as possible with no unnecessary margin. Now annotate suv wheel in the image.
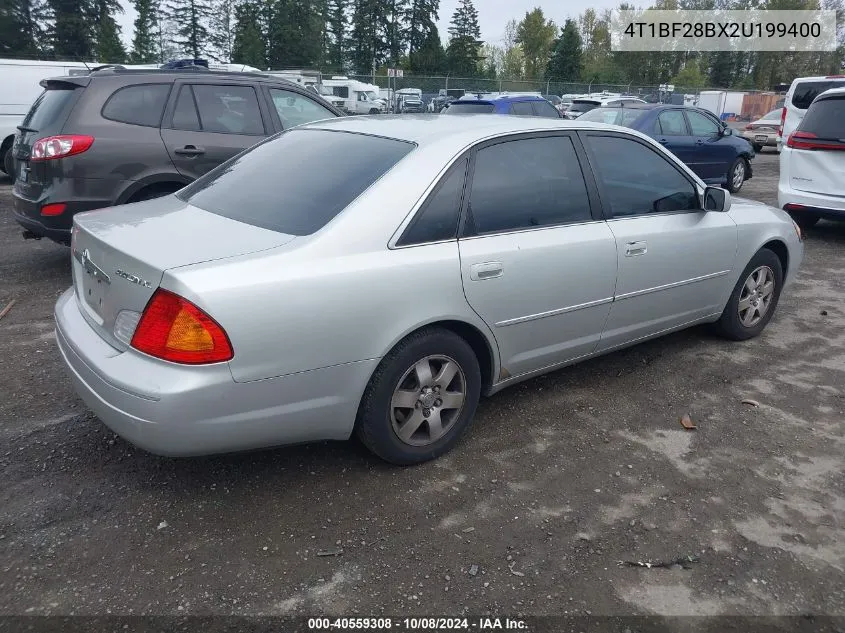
[3,147,15,183]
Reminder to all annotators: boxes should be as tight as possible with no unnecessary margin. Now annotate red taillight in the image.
[30,135,94,162]
[40,203,67,216]
[778,106,786,137]
[784,203,806,211]
[130,289,233,364]
[787,130,845,151]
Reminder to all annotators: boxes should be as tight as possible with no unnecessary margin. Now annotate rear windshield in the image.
[567,102,599,114]
[21,87,76,131]
[178,129,415,235]
[792,80,845,110]
[577,107,647,127]
[797,96,845,140]
[443,102,495,114]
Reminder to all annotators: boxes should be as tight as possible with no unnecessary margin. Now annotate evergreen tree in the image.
[404,0,438,71]
[0,0,44,57]
[325,0,346,71]
[164,0,213,58]
[348,0,388,73]
[49,0,94,59]
[546,19,581,80]
[267,0,324,68]
[384,0,407,64]
[232,0,266,67]
[445,0,482,76]
[516,8,555,79]
[413,25,445,73]
[209,0,234,62]
[92,0,125,62]
[130,0,158,62]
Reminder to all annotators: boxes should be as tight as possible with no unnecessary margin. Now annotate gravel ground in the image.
[1,151,844,624]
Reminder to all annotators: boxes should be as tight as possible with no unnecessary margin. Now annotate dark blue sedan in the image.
[577,104,755,192]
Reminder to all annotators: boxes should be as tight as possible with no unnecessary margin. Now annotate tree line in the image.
[0,0,842,90]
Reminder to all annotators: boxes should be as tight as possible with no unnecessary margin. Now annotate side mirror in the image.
[704,186,731,212]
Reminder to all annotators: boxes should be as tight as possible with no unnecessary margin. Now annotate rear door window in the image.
[171,85,201,131]
[102,84,171,127]
[268,88,336,129]
[657,110,688,135]
[797,96,845,140]
[191,84,265,135]
[532,100,561,118]
[178,129,414,235]
[443,102,495,114]
[398,159,467,246]
[21,87,77,131]
[792,81,844,110]
[510,102,535,116]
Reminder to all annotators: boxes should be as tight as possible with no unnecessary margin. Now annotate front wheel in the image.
[726,157,748,193]
[369,108,380,115]
[752,143,763,153]
[715,249,783,341]
[356,328,481,465]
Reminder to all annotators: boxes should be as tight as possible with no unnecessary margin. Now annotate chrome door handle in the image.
[625,241,648,257]
[470,261,504,281]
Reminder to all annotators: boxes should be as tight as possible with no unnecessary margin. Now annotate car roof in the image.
[816,86,845,100]
[303,114,643,146]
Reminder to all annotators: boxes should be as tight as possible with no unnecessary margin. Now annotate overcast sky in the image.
[115,0,621,56]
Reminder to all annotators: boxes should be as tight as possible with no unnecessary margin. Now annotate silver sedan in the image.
[56,115,804,465]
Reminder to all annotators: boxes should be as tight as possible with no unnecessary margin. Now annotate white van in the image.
[0,59,98,179]
[778,75,845,149]
[322,77,387,115]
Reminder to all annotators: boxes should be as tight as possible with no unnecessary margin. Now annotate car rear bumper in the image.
[13,183,116,244]
[777,181,845,220]
[740,131,778,146]
[54,287,377,456]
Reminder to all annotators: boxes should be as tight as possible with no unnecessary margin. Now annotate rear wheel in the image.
[752,143,763,153]
[726,157,747,193]
[3,146,15,183]
[715,248,783,341]
[788,212,819,230]
[356,328,481,465]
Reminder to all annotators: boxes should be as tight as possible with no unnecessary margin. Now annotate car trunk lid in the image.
[71,196,296,350]
[787,95,845,196]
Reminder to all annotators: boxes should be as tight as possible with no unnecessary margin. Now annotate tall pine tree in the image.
[446,0,481,76]
[348,0,389,73]
[92,0,126,62]
[209,0,235,62]
[0,0,45,57]
[267,0,324,68]
[231,0,266,67]
[49,0,94,59]
[164,0,213,58]
[325,0,346,71]
[404,0,438,72]
[130,0,158,62]
[546,19,581,80]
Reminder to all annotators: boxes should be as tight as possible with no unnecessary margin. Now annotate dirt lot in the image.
[1,151,844,624]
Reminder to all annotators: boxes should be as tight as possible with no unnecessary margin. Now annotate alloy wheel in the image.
[738,265,775,327]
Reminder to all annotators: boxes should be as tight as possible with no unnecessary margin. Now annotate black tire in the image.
[726,157,748,193]
[715,248,784,341]
[752,143,763,153]
[368,108,380,115]
[356,327,481,465]
[788,212,819,230]
[3,146,15,183]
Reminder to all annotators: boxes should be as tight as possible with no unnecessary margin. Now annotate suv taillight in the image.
[30,135,94,162]
[787,130,845,151]
[778,107,786,138]
[131,289,233,364]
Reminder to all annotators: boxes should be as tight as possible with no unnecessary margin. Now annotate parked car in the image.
[741,109,782,152]
[563,96,646,119]
[778,87,845,229]
[577,104,755,192]
[429,88,466,113]
[11,66,344,245]
[442,93,561,118]
[778,74,845,149]
[542,94,565,113]
[56,116,803,465]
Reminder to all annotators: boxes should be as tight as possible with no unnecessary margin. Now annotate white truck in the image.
[395,88,424,113]
[322,76,387,115]
[266,69,346,110]
[697,90,746,119]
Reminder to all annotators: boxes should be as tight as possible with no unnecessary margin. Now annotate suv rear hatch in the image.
[71,196,296,351]
[787,93,845,196]
[13,78,88,199]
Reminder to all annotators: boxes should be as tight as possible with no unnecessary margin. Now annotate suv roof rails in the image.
[88,64,127,73]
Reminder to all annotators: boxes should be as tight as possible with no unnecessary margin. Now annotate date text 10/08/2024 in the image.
[307,617,528,630]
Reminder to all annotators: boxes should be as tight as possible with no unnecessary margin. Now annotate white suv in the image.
[778,75,845,149]
[778,87,845,229]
